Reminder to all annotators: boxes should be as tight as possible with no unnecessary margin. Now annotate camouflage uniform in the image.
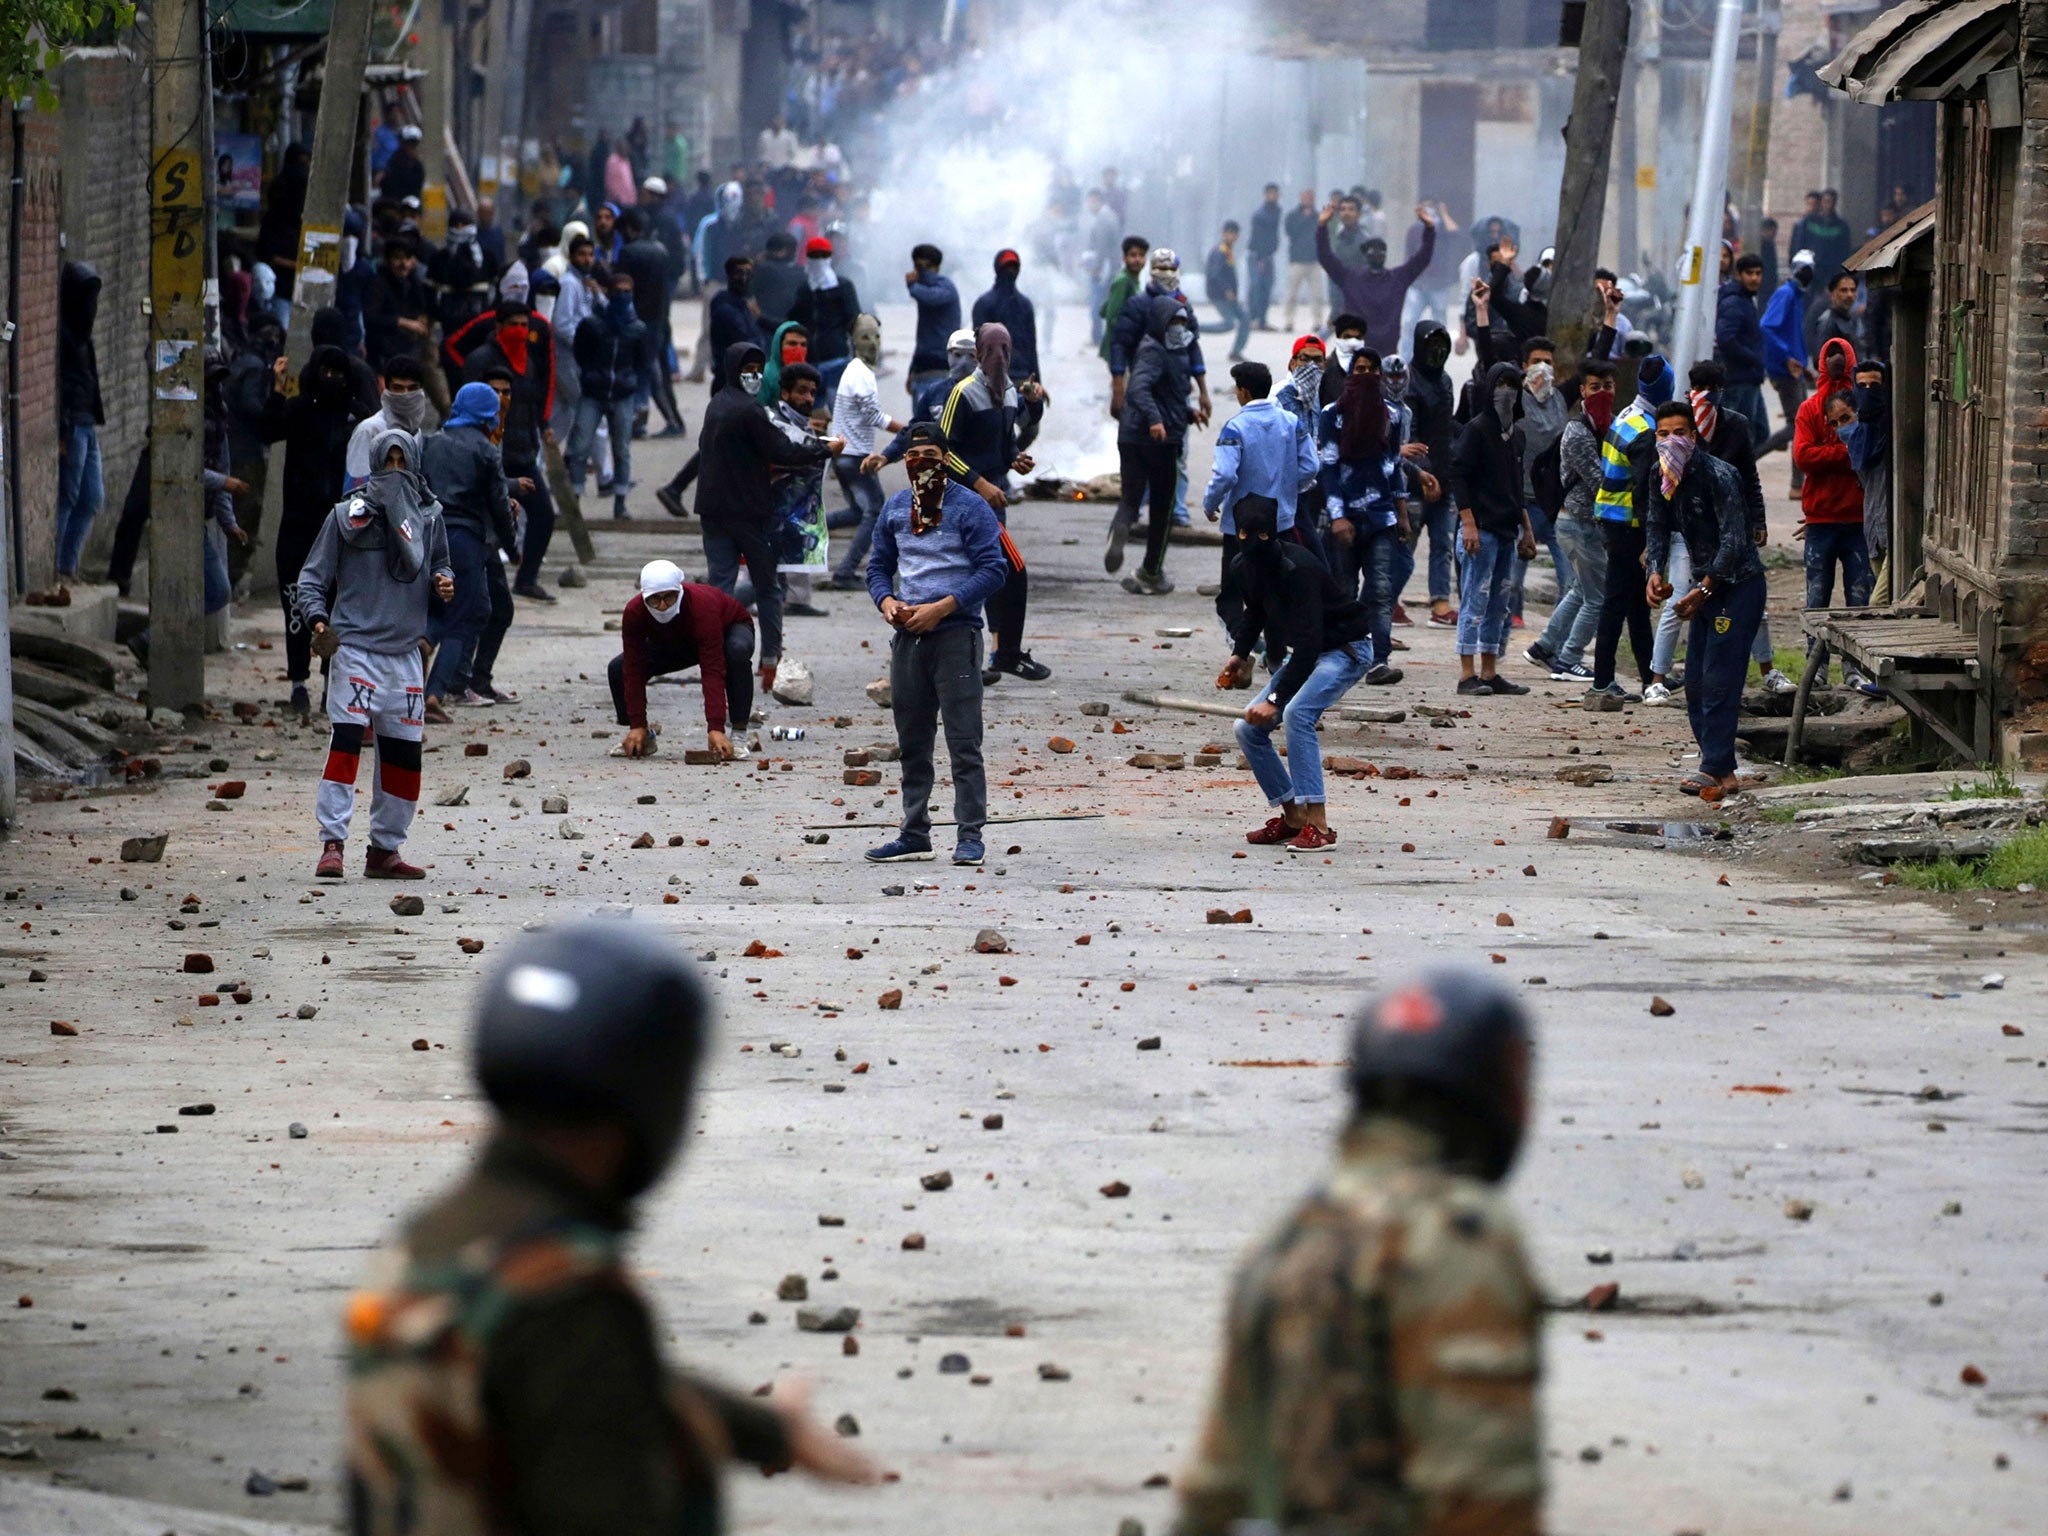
[1175,1115,1543,1536]
[344,1132,790,1536]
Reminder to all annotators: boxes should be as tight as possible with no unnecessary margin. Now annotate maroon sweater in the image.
[618,585,752,731]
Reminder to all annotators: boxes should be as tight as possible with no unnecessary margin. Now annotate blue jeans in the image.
[1652,540,1776,676]
[426,525,493,698]
[1421,498,1458,602]
[1215,297,1252,356]
[1362,524,1415,667]
[1687,573,1766,777]
[1535,515,1606,668]
[1456,528,1517,657]
[1509,502,1564,621]
[1804,522,1874,612]
[203,522,231,615]
[831,455,886,582]
[55,420,104,575]
[566,395,634,495]
[1723,381,1769,449]
[513,472,556,588]
[1234,640,1374,806]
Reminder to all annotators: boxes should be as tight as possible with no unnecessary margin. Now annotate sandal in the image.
[1679,772,1714,796]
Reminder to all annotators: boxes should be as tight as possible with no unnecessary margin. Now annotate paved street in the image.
[4,306,2045,1536]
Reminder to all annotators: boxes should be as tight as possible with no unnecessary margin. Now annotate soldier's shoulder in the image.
[1323,1159,1528,1263]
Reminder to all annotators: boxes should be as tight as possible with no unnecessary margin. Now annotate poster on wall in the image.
[217,134,264,215]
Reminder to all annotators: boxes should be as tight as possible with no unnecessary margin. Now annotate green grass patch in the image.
[1771,645,1808,681]
[1776,763,1845,786]
[1946,764,2022,800]
[1757,805,1803,824]
[1892,825,2048,892]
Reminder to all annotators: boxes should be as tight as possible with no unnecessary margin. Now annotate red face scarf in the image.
[1690,387,1717,443]
[497,322,530,374]
[1582,389,1616,435]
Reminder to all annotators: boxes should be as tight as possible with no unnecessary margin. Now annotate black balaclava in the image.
[1412,320,1451,375]
[1363,238,1388,272]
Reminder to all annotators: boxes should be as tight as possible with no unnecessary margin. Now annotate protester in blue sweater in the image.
[1714,253,1768,448]
[864,421,1011,869]
[1758,250,1815,472]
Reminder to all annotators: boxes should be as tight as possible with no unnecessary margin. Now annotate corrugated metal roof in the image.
[1845,200,1936,277]
[1818,0,2017,103]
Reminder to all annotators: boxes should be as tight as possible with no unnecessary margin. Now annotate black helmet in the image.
[473,922,711,1196]
[1345,970,1532,1182]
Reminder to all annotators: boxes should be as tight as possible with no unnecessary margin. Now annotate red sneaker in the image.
[1246,815,1296,845]
[315,839,345,880]
[1391,603,1414,627]
[1286,824,1338,853]
[363,845,425,880]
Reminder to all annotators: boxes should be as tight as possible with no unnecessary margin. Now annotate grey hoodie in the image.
[297,430,454,654]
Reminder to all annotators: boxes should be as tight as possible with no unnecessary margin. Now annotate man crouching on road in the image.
[299,427,453,881]
[1215,494,1374,853]
[611,559,754,761]
[863,421,1009,868]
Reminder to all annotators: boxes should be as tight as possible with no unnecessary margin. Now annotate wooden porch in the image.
[1787,607,1993,765]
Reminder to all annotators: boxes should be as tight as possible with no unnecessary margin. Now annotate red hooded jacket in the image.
[1792,336,1864,525]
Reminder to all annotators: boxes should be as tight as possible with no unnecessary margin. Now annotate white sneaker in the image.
[1761,668,1796,695]
[1642,681,1679,706]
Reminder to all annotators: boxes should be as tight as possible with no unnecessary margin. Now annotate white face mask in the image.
[739,370,764,394]
[1331,337,1364,369]
[1525,361,1555,400]
[1164,324,1192,350]
[646,593,682,624]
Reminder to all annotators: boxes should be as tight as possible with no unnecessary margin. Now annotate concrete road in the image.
[3,305,2044,1536]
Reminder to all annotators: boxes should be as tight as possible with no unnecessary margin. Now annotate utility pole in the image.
[1669,0,1746,375]
[284,0,376,376]
[248,0,375,603]
[1548,0,1633,375]
[1737,0,1783,252]
[147,0,209,712]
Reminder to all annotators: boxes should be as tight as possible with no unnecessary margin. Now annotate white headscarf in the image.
[639,559,686,623]
[806,254,839,291]
[498,260,530,303]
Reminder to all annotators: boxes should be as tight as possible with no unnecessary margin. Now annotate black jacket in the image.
[1448,369,1527,537]
[1225,540,1371,709]
[616,236,674,326]
[1403,321,1457,499]
[573,297,650,405]
[1703,406,1766,540]
[422,423,518,551]
[693,342,832,528]
[1647,449,1766,589]
[751,257,803,329]
[462,338,552,473]
[259,346,370,545]
[1120,297,1197,446]
[707,291,766,391]
[58,262,103,425]
[787,278,862,364]
[363,264,435,372]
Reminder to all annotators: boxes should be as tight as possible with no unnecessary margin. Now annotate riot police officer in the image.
[1174,971,1545,1535]
[343,922,875,1534]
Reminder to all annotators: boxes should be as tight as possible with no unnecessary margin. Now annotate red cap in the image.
[805,236,833,258]
[1290,334,1325,364]
[995,248,1021,267]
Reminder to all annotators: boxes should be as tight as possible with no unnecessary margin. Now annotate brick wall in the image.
[5,109,64,594]
[61,48,153,578]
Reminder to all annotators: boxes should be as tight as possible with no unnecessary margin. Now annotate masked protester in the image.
[1525,359,1614,685]
[1643,399,1768,799]
[971,248,1041,385]
[788,236,863,380]
[1849,360,1892,603]
[261,343,374,716]
[1111,296,1202,596]
[823,314,905,589]
[1403,319,1460,627]
[1447,362,1538,695]
[1320,348,1412,684]
[1792,336,1874,686]
[565,265,648,519]
[1205,359,1323,666]
[906,243,963,398]
[609,559,755,762]
[861,421,1011,869]
[702,254,766,398]
[685,341,841,694]
[295,428,453,880]
[1317,200,1439,355]
[935,322,1048,681]
[343,924,878,1536]
[1214,496,1376,852]
[420,381,519,719]
[345,355,433,488]
[1586,353,1670,706]
[868,328,976,469]
[1175,972,1543,1533]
